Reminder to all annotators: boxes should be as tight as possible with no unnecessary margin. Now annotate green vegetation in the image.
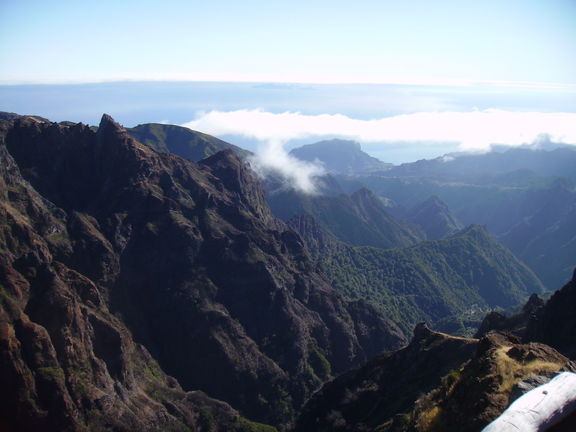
[308,343,331,380]
[307,225,544,335]
[198,409,215,431]
[234,417,278,432]
[46,231,70,247]
[270,188,420,249]
[127,123,250,161]
[36,366,65,381]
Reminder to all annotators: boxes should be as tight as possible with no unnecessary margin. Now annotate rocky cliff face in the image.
[405,332,574,432]
[0,114,405,430]
[477,268,576,361]
[406,195,463,240]
[524,269,576,359]
[0,117,265,432]
[293,324,478,432]
[293,267,576,432]
[268,187,421,250]
[294,327,574,432]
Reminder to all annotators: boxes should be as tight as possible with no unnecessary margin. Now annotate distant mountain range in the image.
[382,145,576,182]
[333,147,576,289]
[289,139,393,174]
[2,111,575,432]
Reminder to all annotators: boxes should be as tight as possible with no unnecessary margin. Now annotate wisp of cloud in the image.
[185,110,329,194]
[248,139,325,194]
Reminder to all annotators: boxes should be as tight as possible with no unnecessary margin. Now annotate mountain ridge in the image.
[289,139,393,174]
[0,114,405,430]
[268,187,421,250]
[2,111,573,432]
[288,214,545,335]
[127,122,251,161]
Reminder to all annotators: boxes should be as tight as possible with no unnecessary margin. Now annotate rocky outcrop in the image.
[476,269,576,360]
[0,114,405,430]
[524,269,576,359]
[268,186,421,250]
[0,118,267,432]
[293,324,477,431]
[406,195,463,240]
[475,293,544,338]
[406,332,573,431]
[293,326,575,432]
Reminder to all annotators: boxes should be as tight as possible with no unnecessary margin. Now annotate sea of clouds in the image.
[183,109,576,193]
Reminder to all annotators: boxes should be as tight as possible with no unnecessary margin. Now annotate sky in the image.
[1,0,575,174]
[1,0,575,85]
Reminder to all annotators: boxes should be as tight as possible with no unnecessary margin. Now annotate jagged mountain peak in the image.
[413,322,433,340]
[294,324,477,432]
[407,195,463,240]
[98,112,119,128]
[475,267,576,360]
[350,186,374,199]
[0,113,407,429]
[420,194,447,209]
[96,112,152,155]
[524,267,576,358]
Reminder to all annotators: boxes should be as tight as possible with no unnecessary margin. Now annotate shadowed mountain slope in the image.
[268,187,421,250]
[499,179,576,290]
[405,195,463,240]
[294,326,574,432]
[127,122,251,161]
[293,324,478,432]
[478,268,576,361]
[0,114,405,430]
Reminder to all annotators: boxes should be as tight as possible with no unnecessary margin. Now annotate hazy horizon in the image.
[1,0,575,165]
[1,80,575,164]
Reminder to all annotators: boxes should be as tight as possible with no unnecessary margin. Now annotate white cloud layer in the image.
[183,109,576,193]
[184,109,576,151]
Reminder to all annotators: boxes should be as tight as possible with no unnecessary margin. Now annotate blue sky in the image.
[1,0,575,85]
[1,0,575,165]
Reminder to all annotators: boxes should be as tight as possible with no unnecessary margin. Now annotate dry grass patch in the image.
[494,345,563,392]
